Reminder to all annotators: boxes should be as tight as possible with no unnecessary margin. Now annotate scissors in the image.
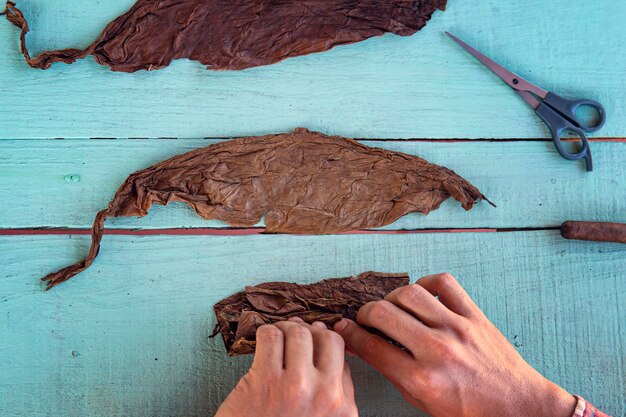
[446,32,606,172]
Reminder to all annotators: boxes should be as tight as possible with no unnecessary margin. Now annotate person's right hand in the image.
[333,273,577,417]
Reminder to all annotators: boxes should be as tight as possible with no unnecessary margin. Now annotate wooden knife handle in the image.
[561,221,626,244]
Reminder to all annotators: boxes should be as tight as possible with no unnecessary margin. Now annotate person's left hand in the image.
[215,318,358,417]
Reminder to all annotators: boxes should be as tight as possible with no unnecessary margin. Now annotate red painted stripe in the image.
[0,228,263,236]
[0,227,498,236]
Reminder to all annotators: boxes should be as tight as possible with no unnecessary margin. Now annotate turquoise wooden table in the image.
[1,1,625,416]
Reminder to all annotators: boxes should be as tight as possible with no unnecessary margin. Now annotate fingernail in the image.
[289,316,304,322]
[313,321,326,328]
[333,319,348,332]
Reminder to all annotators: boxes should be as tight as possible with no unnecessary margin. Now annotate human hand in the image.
[215,318,358,417]
[333,273,576,417]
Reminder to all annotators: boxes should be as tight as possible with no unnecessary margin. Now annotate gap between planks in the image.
[0,227,561,237]
[51,137,626,142]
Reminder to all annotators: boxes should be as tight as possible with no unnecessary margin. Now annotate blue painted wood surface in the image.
[0,0,624,416]
[1,232,625,416]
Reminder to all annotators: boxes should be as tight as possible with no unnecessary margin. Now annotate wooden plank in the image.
[0,139,624,229]
[0,231,624,416]
[0,0,624,139]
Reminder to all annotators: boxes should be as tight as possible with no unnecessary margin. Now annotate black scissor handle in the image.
[536,102,593,171]
[543,92,606,133]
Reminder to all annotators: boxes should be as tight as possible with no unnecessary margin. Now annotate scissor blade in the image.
[515,90,542,110]
[446,32,548,102]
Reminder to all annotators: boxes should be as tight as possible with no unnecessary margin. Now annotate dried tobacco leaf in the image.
[41,128,493,290]
[212,271,410,355]
[2,0,446,72]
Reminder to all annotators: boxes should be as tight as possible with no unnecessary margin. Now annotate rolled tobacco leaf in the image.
[2,0,446,72]
[41,128,493,290]
[212,271,410,355]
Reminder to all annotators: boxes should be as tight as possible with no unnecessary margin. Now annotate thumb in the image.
[333,319,411,380]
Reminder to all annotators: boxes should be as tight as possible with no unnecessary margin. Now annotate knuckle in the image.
[286,375,311,401]
[256,325,282,341]
[314,387,343,412]
[427,332,454,357]
[368,300,394,321]
[456,288,469,302]
[360,335,382,358]
[397,284,427,304]
[404,367,448,400]
[404,376,423,396]
[418,370,446,398]
[404,367,428,396]
[287,325,311,339]
[450,317,474,341]
[323,330,345,348]
[390,315,409,335]
[438,272,457,287]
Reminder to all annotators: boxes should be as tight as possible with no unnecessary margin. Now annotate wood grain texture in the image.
[0,0,625,139]
[0,139,624,229]
[0,231,624,417]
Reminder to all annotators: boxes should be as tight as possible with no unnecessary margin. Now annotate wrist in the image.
[531,377,577,417]
[502,371,576,417]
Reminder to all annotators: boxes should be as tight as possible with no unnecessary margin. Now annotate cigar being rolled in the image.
[561,221,626,244]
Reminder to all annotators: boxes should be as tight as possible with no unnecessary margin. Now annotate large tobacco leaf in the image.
[41,128,492,289]
[3,0,446,72]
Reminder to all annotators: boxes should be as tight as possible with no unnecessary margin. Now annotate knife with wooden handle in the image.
[561,221,626,244]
